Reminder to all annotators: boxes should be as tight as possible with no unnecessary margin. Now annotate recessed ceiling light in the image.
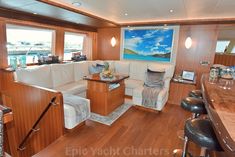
[72,1,82,7]
[33,12,37,15]
[169,9,174,13]
[124,13,128,16]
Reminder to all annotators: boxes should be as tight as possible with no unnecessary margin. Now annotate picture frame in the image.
[182,70,195,81]
[120,26,179,63]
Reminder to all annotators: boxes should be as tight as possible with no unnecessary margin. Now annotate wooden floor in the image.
[34,103,202,157]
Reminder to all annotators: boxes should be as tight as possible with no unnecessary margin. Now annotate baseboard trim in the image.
[133,105,160,113]
[64,121,86,133]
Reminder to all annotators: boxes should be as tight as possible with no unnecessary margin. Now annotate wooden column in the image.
[91,32,98,60]
[54,28,65,60]
[83,32,98,60]
[0,20,7,104]
[0,20,7,68]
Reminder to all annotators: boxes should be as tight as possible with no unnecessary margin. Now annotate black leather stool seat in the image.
[181,97,207,115]
[185,119,223,151]
[189,90,203,99]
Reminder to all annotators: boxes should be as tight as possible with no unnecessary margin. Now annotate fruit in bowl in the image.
[101,70,113,78]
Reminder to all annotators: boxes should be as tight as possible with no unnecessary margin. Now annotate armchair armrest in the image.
[164,78,171,89]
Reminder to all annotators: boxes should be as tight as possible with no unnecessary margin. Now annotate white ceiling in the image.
[47,0,235,24]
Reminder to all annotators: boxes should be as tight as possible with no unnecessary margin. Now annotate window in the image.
[64,32,85,60]
[6,24,54,64]
[232,46,235,54]
[215,40,230,53]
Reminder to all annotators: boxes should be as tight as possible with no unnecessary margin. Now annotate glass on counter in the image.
[209,67,219,84]
[219,67,234,90]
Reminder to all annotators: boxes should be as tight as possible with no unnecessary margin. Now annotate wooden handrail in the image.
[18,96,57,151]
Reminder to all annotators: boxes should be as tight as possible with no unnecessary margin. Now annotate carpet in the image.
[89,100,132,126]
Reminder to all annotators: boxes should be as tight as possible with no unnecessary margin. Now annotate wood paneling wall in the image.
[1,70,64,157]
[0,20,7,68]
[175,25,218,88]
[97,27,121,60]
[0,20,7,103]
[214,53,235,66]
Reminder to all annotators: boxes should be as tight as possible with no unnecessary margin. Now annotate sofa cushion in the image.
[51,63,74,88]
[114,61,130,75]
[54,80,87,95]
[147,63,174,79]
[125,79,144,89]
[15,65,53,88]
[130,62,147,81]
[89,64,103,74]
[74,61,89,81]
[144,70,165,87]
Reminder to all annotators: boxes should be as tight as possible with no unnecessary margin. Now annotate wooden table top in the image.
[84,74,129,83]
[201,74,235,155]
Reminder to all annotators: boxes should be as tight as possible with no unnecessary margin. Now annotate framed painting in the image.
[121,26,179,62]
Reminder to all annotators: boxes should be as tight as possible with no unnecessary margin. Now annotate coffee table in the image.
[84,74,129,116]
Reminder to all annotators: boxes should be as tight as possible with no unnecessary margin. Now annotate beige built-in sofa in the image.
[14,60,174,129]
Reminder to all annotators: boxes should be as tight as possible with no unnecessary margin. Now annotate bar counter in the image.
[201,74,235,156]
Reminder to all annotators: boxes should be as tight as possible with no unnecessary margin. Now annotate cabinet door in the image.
[168,82,196,105]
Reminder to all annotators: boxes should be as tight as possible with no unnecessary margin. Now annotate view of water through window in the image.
[6,24,54,64]
[64,32,85,60]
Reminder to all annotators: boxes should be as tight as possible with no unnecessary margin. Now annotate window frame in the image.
[6,23,56,65]
[63,31,86,61]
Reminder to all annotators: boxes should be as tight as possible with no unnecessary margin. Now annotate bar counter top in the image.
[201,74,235,156]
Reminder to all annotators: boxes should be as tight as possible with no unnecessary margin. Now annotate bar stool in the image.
[181,97,207,118]
[188,90,203,99]
[182,118,223,157]
[173,97,208,156]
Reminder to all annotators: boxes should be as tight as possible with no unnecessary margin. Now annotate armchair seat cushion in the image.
[133,86,168,102]
[133,86,168,111]
[63,94,90,129]
[54,80,87,95]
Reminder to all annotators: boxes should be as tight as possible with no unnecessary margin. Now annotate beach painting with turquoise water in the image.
[122,28,174,62]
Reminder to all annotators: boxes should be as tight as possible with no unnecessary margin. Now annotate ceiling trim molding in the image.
[0,7,97,32]
[37,0,235,27]
[37,0,120,27]
[120,18,235,27]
